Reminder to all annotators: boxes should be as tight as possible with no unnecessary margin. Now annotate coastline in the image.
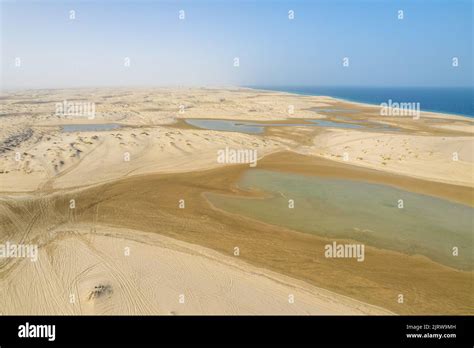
[246,86,474,120]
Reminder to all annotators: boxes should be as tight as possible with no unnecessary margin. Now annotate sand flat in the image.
[0,224,390,315]
[2,158,470,315]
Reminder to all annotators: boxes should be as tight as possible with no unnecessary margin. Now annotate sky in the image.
[1,0,472,89]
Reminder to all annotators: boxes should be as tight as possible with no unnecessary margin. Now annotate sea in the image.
[249,86,474,118]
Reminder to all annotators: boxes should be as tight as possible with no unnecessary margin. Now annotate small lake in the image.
[206,170,473,270]
[61,123,122,132]
[185,119,363,134]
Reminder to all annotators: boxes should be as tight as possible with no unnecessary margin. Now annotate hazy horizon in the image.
[1,0,472,90]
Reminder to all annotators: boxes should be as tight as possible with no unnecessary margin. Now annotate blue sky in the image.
[1,0,472,89]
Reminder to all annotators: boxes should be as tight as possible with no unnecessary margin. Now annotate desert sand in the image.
[1,87,472,192]
[0,223,390,315]
[0,87,472,315]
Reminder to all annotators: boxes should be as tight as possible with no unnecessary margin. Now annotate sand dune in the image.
[309,129,474,187]
[1,87,472,192]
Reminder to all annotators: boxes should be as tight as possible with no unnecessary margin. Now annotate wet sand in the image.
[1,154,471,314]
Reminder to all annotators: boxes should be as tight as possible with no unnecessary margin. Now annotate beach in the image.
[0,87,472,315]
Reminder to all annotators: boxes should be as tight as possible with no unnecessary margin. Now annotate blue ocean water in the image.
[250,86,474,118]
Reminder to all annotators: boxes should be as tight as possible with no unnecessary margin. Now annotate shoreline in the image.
[246,86,474,120]
[3,85,474,120]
